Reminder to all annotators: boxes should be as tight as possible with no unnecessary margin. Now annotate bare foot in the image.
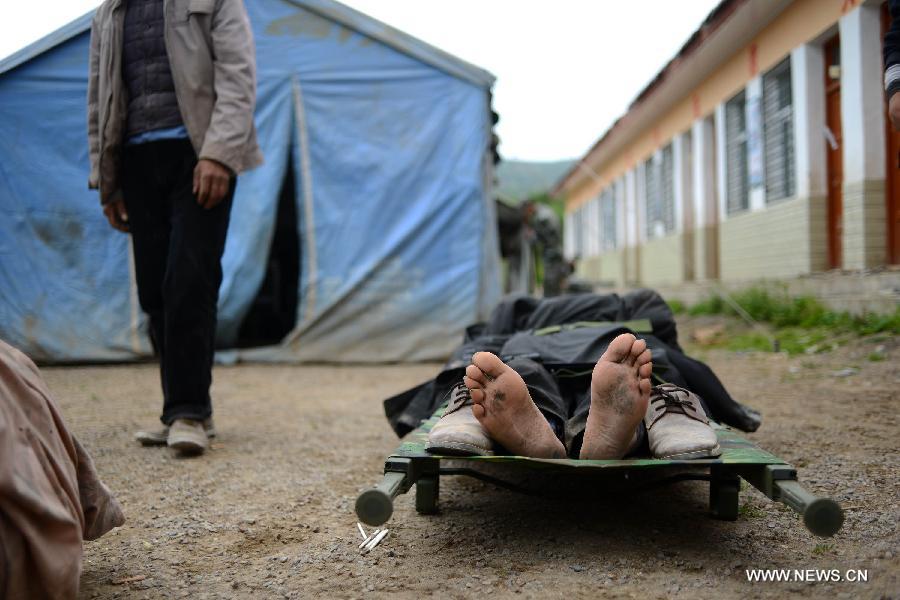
[579,333,652,459]
[463,352,567,458]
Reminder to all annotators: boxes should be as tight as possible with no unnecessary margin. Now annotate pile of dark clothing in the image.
[384,290,761,440]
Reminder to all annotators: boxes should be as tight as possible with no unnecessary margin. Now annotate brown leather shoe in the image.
[645,384,721,460]
[426,382,494,456]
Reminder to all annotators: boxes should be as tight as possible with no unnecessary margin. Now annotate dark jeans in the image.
[122,139,234,425]
[505,357,647,459]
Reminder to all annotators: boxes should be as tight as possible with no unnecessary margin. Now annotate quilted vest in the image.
[122,0,184,137]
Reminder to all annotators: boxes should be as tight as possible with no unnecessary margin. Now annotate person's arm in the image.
[87,12,129,231]
[87,14,101,192]
[194,0,257,208]
[886,0,900,130]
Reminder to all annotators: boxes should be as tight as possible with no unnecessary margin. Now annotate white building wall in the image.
[564,211,574,260]
[692,116,717,228]
[635,162,648,244]
[615,177,626,250]
[839,4,886,184]
[791,44,828,200]
[840,3,888,269]
[714,102,729,223]
[673,132,690,232]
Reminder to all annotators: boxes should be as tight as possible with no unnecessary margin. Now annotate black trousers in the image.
[506,357,647,459]
[122,139,234,425]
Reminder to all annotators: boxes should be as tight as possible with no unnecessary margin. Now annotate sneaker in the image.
[167,419,210,455]
[135,418,216,446]
[426,382,494,456]
[645,384,721,460]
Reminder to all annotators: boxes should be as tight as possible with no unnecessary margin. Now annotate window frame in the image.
[724,90,750,214]
[762,57,795,203]
[644,143,675,240]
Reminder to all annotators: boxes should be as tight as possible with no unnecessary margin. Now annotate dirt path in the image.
[42,317,897,599]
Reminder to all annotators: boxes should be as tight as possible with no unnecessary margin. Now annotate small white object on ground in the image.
[359,529,379,549]
[356,522,367,540]
[362,529,389,553]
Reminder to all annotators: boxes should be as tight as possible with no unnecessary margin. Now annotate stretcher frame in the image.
[356,405,844,537]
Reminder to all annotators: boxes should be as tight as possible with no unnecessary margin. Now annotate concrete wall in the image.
[694,224,720,281]
[578,250,626,286]
[577,256,602,282]
[639,234,685,286]
[843,180,888,268]
[719,195,827,280]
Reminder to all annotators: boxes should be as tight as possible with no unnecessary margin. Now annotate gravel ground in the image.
[39,316,898,599]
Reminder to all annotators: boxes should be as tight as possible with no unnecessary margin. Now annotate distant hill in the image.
[495,159,574,203]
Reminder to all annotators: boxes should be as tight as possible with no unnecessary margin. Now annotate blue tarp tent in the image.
[0,0,501,362]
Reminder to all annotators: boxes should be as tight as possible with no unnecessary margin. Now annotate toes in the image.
[463,375,481,390]
[639,378,651,397]
[471,351,507,380]
[472,402,486,419]
[600,333,636,363]
[465,364,487,386]
[639,362,653,379]
[636,348,652,367]
[469,388,485,404]
[629,338,647,365]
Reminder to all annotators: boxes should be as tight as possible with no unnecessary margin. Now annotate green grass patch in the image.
[685,286,899,354]
[738,504,766,519]
[667,299,687,315]
[812,543,834,556]
[867,352,886,362]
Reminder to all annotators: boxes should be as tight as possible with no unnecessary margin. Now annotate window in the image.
[582,202,594,256]
[763,58,795,201]
[644,143,675,239]
[725,91,749,214]
[601,187,617,250]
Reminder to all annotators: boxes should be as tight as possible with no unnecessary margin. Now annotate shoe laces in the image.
[445,381,474,414]
[651,385,693,414]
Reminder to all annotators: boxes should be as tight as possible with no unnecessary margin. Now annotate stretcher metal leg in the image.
[709,467,740,521]
[738,464,844,536]
[773,480,844,537]
[415,476,439,514]
[355,471,408,527]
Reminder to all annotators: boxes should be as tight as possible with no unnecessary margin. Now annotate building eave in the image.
[552,0,793,198]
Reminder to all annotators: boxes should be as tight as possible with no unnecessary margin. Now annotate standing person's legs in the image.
[159,139,234,425]
[122,143,171,403]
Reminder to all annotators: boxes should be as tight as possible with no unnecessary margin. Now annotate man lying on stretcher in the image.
[427,332,720,460]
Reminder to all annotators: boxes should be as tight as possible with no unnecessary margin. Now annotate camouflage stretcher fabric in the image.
[395,402,784,468]
[0,340,125,600]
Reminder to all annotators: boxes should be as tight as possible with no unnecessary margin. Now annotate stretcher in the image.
[356,404,844,537]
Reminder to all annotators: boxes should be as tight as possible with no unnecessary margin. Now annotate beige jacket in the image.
[87,0,263,204]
